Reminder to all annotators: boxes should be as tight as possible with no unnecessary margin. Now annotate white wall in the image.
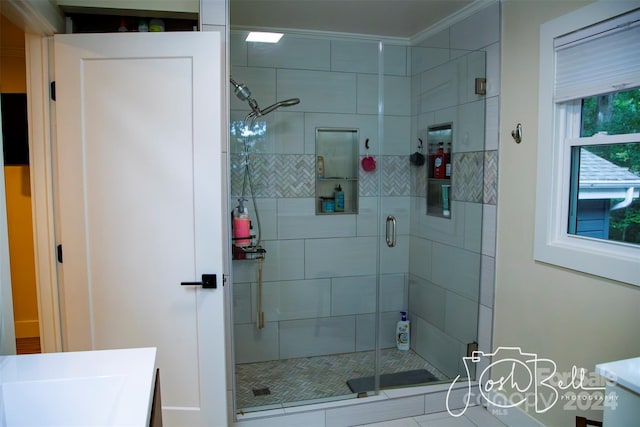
[495,1,640,426]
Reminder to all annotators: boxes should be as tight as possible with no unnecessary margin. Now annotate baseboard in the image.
[15,319,39,338]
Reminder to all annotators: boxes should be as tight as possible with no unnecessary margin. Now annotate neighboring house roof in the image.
[579,149,640,200]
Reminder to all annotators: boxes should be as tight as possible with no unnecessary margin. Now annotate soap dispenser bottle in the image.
[396,311,410,350]
[232,198,251,248]
[334,184,344,212]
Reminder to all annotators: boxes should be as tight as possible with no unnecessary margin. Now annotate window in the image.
[568,89,640,245]
[535,2,640,286]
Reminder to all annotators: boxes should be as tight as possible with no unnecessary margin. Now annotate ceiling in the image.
[230,0,474,39]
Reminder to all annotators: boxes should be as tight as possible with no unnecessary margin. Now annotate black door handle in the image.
[181,274,217,289]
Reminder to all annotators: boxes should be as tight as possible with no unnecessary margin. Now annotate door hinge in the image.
[50,81,56,101]
[56,244,63,263]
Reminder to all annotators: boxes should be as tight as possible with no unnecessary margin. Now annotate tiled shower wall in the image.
[230,2,499,372]
[408,2,500,379]
[230,34,414,364]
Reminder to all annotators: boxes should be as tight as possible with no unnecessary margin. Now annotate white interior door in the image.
[54,32,227,426]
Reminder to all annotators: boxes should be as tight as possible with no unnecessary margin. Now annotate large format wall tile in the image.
[255,279,332,322]
[450,1,500,51]
[412,316,461,378]
[279,316,356,358]
[235,322,279,364]
[305,237,377,279]
[278,69,356,114]
[431,242,480,302]
[331,276,376,316]
[277,198,357,239]
[408,276,445,330]
[444,291,479,344]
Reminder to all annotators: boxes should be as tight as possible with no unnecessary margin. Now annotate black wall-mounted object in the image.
[181,274,217,289]
[1,93,29,165]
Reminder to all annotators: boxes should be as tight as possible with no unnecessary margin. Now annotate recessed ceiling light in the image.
[246,32,283,43]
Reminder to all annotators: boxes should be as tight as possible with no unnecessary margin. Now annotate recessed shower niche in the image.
[315,128,359,214]
[426,123,453,218]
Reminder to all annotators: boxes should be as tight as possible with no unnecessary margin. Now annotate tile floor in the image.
[236,349,448,412]
[358,406,507,427]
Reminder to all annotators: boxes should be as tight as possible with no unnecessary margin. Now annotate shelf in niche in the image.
[426,123,453,220]
[315,127,359,215]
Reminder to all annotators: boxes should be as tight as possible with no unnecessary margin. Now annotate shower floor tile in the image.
[235,348,448,412]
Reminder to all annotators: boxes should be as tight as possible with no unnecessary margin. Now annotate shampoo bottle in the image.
[317,156,325,179]
[433,142,445,179]
[334,184,344,212]
[396,311,410,350]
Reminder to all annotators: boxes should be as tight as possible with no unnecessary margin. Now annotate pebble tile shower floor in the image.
[235,349,448,411]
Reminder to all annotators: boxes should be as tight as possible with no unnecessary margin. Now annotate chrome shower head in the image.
[230,77,261,118]
[230,77,251,101]
[230,77,300,119]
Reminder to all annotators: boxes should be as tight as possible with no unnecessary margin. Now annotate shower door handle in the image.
[386,215,397,248]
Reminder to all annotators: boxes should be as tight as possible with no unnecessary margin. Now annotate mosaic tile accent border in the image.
[484,150,498,205]
[452,152,484,203]
[410,161,428,198]
[275,155,315,198]
[232,154,413,199]
[381,156,411,197]
[231,154,312,198]
[359,162,379,197]
[230,151,494,203]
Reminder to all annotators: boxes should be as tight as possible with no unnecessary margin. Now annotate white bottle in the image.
[396,311,410,350]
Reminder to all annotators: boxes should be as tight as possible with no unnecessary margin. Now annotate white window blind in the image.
[554,8,640,102]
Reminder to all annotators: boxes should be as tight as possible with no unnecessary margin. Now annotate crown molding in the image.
[231,0,500,47]
[410,0,499,45]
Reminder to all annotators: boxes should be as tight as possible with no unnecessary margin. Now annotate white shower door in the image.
[53,32,227,426]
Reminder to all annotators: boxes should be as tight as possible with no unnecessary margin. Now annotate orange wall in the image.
[1,15,27,93]
[1,15,39,338]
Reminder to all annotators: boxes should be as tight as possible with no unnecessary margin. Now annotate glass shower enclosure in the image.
[228,29,486,414]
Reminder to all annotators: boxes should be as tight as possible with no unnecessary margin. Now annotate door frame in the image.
[0,0,63,355]
[24,34,63,353]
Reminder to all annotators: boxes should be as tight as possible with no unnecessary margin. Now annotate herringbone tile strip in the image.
[381,156,411,196]
[452,152,484,203]
[484,150,498,205]
[410,162,428,197]
[359,160,379,197]
[276,155,315,198]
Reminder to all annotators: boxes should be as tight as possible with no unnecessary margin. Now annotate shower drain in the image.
[252,387,271,396]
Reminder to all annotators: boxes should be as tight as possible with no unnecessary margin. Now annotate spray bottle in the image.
[396,311,410,350]
[232,198,252,248]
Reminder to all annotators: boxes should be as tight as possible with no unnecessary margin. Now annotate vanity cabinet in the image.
[315,128,359,215]
[596,357,640,426]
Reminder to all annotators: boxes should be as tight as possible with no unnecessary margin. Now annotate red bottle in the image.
[433,142,446,179]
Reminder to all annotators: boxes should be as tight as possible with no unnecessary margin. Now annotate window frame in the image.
[534,1,640,287]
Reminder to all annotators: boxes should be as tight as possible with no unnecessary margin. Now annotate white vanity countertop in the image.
[596,356,640,395]
[0,347,157,426]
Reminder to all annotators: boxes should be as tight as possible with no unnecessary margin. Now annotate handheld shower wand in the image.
[230,77,300,119]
